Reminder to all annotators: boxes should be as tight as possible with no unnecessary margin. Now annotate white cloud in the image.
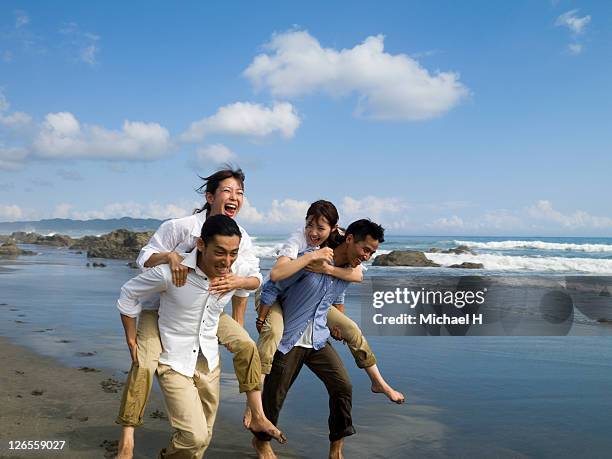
[0,91,300,169]
[429,215,465,229]
[527,200,612,229]
[181,101,300,143]
[555,10,591,35]
[266,199,310,224]
[0,203,23,221]
[239,195,409,230]
[15,10,30,29]
[0,96,171,167]
[52,203,73,219]
[568,43,583,55]
[244,30,469,121]
[236,197,265,224]
[341,195,408,222]
[32,112,172,160]
[0,111,33,127]
[0,91,32,128]
[481,210,523,229]
[196,144,237,166]
[237,197,309,226]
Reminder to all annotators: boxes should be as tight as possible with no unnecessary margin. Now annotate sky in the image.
[0,0,611,236]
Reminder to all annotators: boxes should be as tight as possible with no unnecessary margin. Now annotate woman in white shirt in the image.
[255,200,405,404]
[116,168,285,459]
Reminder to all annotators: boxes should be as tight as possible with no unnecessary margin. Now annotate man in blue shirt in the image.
[252,219,385,459]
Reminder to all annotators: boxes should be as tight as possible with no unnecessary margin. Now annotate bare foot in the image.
[116,429,134,459]
[243,405,252,429]
[249,416,287,444]
[252,437,278,459]
[371,383,405,404]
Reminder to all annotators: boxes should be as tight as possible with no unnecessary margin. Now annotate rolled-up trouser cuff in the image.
[260,362,273,375]
[355,354,377,369]
[115,416,143,427]
[329,425,356,442]
[239,381,262,393]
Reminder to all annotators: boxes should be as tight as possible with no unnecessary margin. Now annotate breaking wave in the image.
[454,240,612,253]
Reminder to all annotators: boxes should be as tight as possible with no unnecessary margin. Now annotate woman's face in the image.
[206,177,244,219]
[304,215,334,247]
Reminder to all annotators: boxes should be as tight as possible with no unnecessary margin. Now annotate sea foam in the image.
[454,240,612,253]
[425,252,612,274]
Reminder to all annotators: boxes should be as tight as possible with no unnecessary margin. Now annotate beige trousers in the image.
[157,359,220,459]
[256,301,377,375]
[116,311,260,427]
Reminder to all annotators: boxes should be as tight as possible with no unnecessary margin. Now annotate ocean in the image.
[1,234,612,458]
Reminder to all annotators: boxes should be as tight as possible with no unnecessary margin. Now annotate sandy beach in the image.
[0,336,299,459]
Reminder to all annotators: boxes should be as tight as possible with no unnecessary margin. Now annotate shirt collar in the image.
[180,249,208,278]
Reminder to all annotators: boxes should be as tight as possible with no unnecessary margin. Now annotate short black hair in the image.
[200,214,242,245]
[345,219,385,244]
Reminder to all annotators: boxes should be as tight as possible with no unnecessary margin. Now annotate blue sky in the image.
[0,0,610,236]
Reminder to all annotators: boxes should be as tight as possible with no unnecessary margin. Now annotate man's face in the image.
[345,234,379,268]
[206,177,244,219]
[198,235,240,277]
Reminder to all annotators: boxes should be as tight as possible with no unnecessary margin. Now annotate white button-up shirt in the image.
[118,249,244,377]
[136,212,261,309]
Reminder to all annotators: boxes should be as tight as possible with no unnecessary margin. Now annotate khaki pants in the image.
[157,359,220,459]
[116,311,260,427]
[256,302,377,375]
[116,310,161,427]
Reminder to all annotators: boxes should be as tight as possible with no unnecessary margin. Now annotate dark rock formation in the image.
[8,228,153,260]
[448,262,484,269]
[429,245,475,255]
[373,250,440,267]
[73,229,153,260]
[10,231,73,247]
[0,240,35,256]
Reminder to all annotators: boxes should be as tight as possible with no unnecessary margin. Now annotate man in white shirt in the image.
[118,215,285,458]
[116,168,265,458]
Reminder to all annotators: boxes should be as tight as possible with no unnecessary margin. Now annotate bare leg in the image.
[252,438,278,459]
[245,390,287,444]
[329,438,344,459]
[116,426,134,459]
[243,372,267,429]
[365,364,405,404]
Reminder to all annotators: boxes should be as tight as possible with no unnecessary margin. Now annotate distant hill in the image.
[0,217,165,236]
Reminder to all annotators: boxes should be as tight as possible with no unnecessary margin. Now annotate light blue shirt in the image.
[260,250,348,354]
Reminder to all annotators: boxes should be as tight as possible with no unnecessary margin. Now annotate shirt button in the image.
[193,350,196,353]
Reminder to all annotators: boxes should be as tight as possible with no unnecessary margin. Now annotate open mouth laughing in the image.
[223,203,238,217]
[308,235,321,246]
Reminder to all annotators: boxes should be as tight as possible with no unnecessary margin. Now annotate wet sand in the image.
[0,336,299,459]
